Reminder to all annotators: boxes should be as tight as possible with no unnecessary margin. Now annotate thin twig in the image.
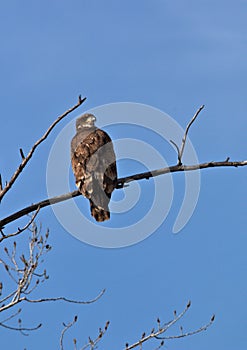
[152,340,165,350]
[177,105,205,164]
[155,315,215,340]
[0,158,246,230]
[0,290,16,304]
[19,149,25,160]
[23,288,105,305]
[0,319,41,333]
[169,140,180,156]
[0,96,86,201]
[60,316,78,350]
[0,308,42,335]
[0,257,18,284]
[0,308,21,324]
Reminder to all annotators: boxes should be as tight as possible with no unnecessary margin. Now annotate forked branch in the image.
[175,105,205,165]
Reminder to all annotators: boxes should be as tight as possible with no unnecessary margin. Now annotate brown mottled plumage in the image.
[71,113,117,222]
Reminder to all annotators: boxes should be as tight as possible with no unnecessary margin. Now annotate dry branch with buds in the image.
[0,216,105,332]
[60,317,110,350]
[124,301,215,350]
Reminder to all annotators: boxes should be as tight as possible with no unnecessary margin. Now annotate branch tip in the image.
[19,148,25,160]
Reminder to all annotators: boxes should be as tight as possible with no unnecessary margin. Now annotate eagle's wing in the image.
[71,128,117,221]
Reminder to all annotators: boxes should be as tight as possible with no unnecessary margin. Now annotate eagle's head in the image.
[76,113,96,131]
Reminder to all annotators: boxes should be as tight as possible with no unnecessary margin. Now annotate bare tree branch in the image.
[0,158,246,230]
[124,301,215,350]
[0,191,79,230]
[116,159,247,187]
[0,96,86,202]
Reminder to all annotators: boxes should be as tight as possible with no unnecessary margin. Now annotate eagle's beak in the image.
[88,115,96,123]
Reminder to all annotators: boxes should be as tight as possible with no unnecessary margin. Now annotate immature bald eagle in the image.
[71,113,117,222]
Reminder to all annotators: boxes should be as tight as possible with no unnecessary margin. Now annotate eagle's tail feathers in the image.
[89,200,110,222]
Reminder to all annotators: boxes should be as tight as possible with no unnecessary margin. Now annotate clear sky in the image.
[0,1,246,349]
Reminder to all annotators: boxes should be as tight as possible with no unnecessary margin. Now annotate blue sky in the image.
[0,1,246,349]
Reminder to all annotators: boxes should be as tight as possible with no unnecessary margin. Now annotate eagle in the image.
[71,113,117,222]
